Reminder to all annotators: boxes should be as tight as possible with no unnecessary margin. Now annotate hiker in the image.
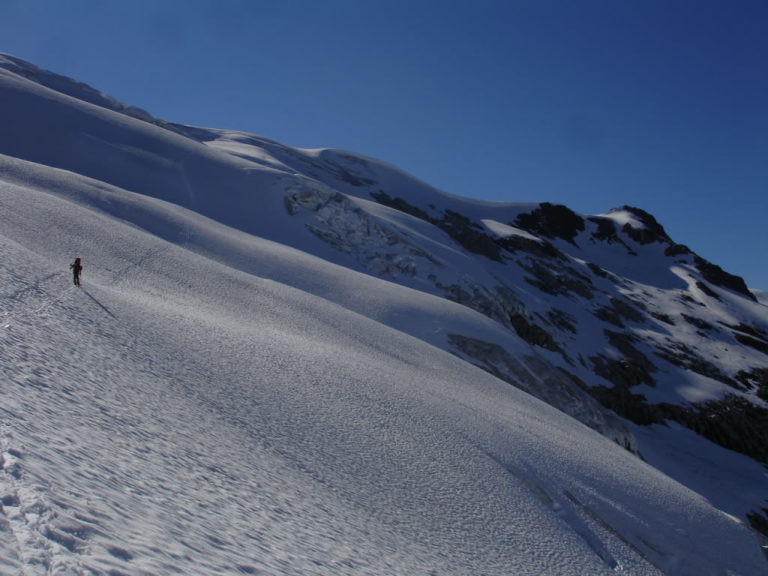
[70,257,83,286]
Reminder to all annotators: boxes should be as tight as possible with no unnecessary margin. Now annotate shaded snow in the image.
[1,152,765,576]
[0,54,767,576]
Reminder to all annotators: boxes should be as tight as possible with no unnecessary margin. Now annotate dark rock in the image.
[727,322,768,340]
[585,385,768,465]
[371,193,503,261]
[678,395,768,464]
[594,297,645,327]
[521,260,595,299]
[591,329,658,391]
[369,191,430,221]
[497,235,564,259]
[694,256,756,301]
[650,312,676,325]
[617,206,673,245]
[508,312,562,353]
[733,333,768,356]
[448,334,635,449]
[605,331,656,373]
[439,283,514,329]
[725,323,768,355]
[587,216,637,254]
[679,294,699,306]
[588,216,637,256]
[547,308,577,333]
[591,355,656,389]
[695,280,721,300]
[515,203,585,244]
[586,384,667,426]
[586,262,610,279]
[655,342,739,389]
[664,243,691,257]
[440,210,503,261]
[735,368,768,401]
[747,508,768,539]
[681,314,714,331]
[588,216,619,242]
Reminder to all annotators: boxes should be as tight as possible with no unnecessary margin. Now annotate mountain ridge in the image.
[1,54,767,574]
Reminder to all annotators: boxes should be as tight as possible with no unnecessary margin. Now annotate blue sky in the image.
[2,0,767,289]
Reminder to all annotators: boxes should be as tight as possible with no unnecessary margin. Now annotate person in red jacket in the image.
[70,257,83,286]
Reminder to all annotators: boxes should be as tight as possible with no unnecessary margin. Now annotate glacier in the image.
[1,54,767,575]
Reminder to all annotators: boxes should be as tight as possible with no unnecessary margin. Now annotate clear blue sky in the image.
[2,0,767,290]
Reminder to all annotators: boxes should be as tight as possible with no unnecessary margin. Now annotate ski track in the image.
[0,245,519,575]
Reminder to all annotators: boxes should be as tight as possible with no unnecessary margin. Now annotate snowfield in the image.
[1,54,767,575]
[1,151,765,576]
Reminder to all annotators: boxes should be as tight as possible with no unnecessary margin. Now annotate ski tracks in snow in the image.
[0,262,131,575]
[483,450,668,575]
[1,272,75,331]
[0,422,27,575]
[0,421,81,576]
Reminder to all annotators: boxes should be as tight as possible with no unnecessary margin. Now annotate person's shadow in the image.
[82,289,117,319]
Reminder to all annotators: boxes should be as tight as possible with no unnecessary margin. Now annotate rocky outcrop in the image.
[520,260,595,299]
[508,312,562,353]
[664,243,692,258]
[694,256,756,301]
[678,395,768,464]
[291,181,768,505]
[496,234,564,259]
[681,313,715,332]
[370,192,503,261]
[515,203,585,244]
[733,333,768,356]
[654,342,739,388]
[285,185,437,278]
[584,384,768,466]
[593,297,645,328]
[585,384,665,427]
[591,355,656,390]
[747,508,768,541]
[438,282,525,331]
[735,367,768,401]
[547,308,577,333]
[617,206,673,245]
[439,209,503,261]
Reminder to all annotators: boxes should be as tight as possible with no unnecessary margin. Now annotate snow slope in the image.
[1,54,767,575]
[1,142,765,576]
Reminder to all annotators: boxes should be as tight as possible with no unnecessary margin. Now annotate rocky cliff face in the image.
[281,155,768,460]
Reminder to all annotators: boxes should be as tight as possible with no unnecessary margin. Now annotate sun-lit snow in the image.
[1,53,767,576]
[480,219,542,241]
[598,208,647,230]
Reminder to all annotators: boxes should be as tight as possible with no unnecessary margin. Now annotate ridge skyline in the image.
[1,1,765,290]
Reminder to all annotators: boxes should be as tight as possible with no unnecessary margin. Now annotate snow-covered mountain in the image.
[1,54,766,575]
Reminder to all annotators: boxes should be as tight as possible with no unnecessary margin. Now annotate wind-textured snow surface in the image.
[0,54,766,575]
